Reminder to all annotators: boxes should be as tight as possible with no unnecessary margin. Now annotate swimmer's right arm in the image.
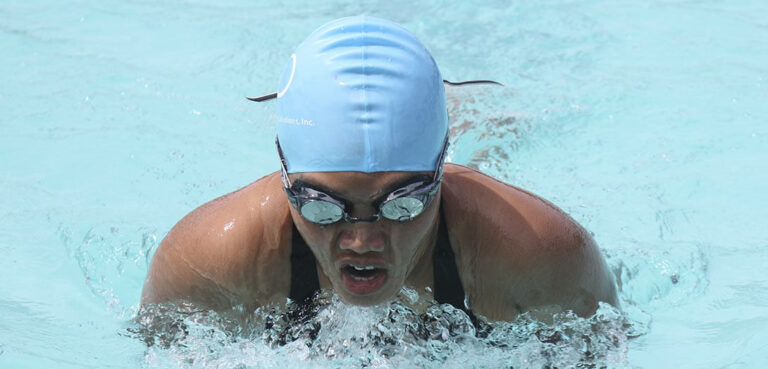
[141,172,292,311]
[141,221,241,310]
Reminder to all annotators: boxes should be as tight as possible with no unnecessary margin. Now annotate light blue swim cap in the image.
[275,15,448,173]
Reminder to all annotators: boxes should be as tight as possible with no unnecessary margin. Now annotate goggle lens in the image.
[300,200,344,225]
[380,197,425,221]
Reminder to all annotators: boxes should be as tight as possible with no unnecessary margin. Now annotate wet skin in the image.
[141,164,619,321]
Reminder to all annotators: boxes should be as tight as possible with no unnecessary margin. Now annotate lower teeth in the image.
[351,275,375,281]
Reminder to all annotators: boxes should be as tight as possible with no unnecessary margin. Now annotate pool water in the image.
[1,0,767,368]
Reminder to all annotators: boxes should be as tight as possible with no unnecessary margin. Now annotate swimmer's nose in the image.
[338,227,385,253]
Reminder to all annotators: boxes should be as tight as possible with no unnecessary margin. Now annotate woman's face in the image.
[288,170,440,306]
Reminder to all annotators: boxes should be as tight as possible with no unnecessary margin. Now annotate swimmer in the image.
[141,16,618,321]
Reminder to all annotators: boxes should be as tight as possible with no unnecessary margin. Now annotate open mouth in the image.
[340,264,388,295]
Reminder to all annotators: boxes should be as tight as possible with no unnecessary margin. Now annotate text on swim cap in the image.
[273,114,314,127]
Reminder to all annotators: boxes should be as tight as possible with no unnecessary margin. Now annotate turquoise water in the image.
[1,0,767,368]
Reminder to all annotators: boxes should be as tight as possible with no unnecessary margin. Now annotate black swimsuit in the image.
[288,205,474,318]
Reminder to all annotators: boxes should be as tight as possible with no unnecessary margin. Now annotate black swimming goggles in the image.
[277,137,449,225]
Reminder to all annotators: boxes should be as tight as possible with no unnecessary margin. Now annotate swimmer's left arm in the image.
[470,220,618,321]
[442,164,618,321]
[527,227,618,319]
[493,215,619,321]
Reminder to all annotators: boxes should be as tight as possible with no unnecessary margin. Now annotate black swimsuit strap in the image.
[432,205,476,320]
[289,224,321,304]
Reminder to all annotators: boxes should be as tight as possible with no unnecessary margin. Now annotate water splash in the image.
[131,291,644,369]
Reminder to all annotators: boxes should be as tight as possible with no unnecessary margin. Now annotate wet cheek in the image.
[293,217,333,252]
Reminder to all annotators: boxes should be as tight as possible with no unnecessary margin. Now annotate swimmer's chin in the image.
[333,281,399,306]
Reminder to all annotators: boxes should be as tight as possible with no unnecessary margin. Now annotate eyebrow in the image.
[380,174,432,195]
[291,179,345,199]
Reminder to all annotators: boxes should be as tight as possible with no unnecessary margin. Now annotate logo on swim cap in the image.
[276,54,296,99]
[276,15,448,173]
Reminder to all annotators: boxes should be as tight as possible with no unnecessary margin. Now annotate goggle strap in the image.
[275,138,292,188]
[434,134,450,182]
[247,79,503,103]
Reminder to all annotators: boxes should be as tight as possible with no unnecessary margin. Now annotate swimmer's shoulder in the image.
[442,163,584,251]
[441,164,617,319]
[141,171,293,310]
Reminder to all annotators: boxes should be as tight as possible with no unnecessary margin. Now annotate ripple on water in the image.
[59,223,159,319]
[446,83,535,181]
[607,240,709,310]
